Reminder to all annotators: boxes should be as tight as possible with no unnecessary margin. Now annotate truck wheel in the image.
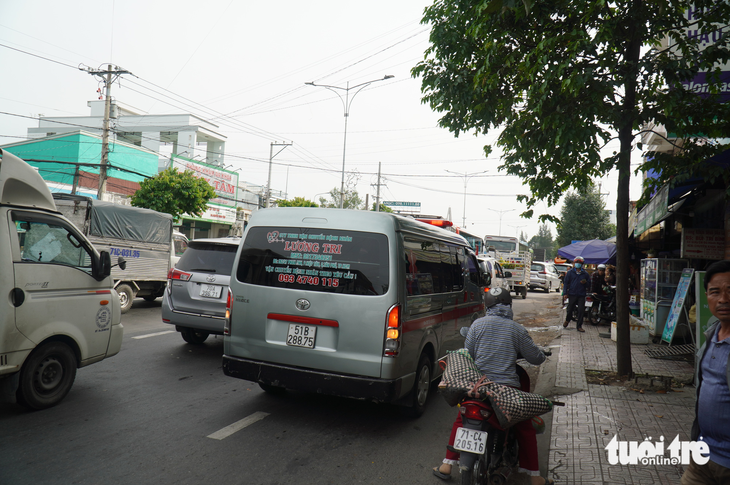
[16,341,77,410]
[405,353,432,418]
[181,328,209,345]
[521,287,527,299]
[117,284,135,314]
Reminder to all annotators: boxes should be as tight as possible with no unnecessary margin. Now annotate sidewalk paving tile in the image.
[546,320,696,484]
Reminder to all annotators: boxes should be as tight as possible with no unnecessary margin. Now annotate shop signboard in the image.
[635,185,668,236]
[681,228,726,259]
[662,268,694,343]
[694,272,718,361]
[171,155,238,208]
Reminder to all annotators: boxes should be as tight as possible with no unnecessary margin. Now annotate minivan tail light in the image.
[168,268,191,281]
[224,288,232,336]
[384,304,401,357]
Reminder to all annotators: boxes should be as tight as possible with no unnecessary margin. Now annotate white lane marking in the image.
[132,330,176,339]
[207,412,270,440]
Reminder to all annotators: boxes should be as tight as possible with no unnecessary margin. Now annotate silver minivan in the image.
[222,208,487,416]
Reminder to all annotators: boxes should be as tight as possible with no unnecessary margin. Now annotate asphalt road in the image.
[0,292,562,485]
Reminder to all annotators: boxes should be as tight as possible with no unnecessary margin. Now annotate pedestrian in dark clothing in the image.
[562,256,591,332]
[591,264,607,296]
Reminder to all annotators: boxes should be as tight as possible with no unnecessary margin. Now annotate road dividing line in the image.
[207,412,270,440]
[131,330,176,339]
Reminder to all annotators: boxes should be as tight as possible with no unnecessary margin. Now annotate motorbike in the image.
[587,285,617,325]
[449,353,561,485]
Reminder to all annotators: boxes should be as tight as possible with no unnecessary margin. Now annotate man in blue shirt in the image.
[562,256,591,332]
[682,260,730,484]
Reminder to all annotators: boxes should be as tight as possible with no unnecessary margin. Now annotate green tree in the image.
[370,202,393,212]
[529,224,554,259]
[277,197,318,207]
[413,0,730,376]
[556,188,613,247]
[131,167,216,221]
[318,187,364,210]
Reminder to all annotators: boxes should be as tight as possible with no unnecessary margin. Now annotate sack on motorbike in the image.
[437,349,483,407]
[472,376,554,429]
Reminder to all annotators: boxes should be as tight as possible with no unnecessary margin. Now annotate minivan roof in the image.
[0,149,57,212]
[247,207,470,246]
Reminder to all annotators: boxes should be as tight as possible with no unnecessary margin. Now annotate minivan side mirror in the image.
[504,271,513,278]
[117,256,127,271]
[482,273,492,287]
[95,251,112,281]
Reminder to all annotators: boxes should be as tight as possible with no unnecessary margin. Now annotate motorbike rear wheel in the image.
[460,456,486,485]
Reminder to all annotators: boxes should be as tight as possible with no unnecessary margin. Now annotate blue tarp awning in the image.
[557,239,617,264]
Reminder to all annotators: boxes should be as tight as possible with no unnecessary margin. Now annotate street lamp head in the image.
[384,75,394,80]
[305,82,315,86]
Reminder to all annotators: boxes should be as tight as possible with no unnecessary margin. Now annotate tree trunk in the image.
[616,1,643,377]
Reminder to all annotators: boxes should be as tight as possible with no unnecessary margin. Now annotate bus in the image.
[455,228,485,255]
[483,235,529,254]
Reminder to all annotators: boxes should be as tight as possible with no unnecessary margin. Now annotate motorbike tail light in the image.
[586,295,593,303]
[459,404,491,420]
[384,304,401,357]
[168,268,191,281]
[224,288,232,336]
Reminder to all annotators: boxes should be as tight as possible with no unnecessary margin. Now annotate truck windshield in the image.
[236,227,389,296]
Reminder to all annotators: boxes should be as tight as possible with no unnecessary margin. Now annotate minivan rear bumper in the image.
[222,355,404,403]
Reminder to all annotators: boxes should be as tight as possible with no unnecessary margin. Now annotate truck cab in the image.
[0,149,123,410]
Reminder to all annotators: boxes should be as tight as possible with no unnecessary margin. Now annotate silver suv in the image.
[162,237,240,344]
[529,261,561,293]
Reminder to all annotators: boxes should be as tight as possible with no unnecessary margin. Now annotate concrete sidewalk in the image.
[543,322,697,485]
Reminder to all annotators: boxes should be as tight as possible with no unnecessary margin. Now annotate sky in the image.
[0,0,643,244]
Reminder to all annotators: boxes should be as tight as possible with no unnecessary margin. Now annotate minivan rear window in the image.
[176,241,239,276]
[236,227,389,296]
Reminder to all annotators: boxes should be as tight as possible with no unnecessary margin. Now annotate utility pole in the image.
[375,162,383,212]
[81,64,130,200]
[266,142,292,208]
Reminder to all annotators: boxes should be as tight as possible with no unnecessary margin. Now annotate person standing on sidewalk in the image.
[562,256,591,332]
[682,260,730,484]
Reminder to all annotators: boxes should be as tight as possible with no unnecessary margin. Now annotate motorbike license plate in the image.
[454,427,488,454]
[286,323,316,349]
[585,300,593,307]
[199,284,222,299]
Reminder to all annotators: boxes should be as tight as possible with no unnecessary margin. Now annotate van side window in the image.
[174,236,188,257]
[405,239,464,296]
[495,263,504,278]
[466,253,480,286]
[12,212,93,273]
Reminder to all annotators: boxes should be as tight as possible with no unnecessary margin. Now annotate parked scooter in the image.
[587,286,617,325]
[450,351,561,485]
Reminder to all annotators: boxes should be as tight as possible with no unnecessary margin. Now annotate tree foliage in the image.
[277,197,318,207]
[556,188,613,247]
[131,167,216,221]
[370,202,394,212]
[529,223,555,259]
[318,187,364,210]
[413,0,730,375]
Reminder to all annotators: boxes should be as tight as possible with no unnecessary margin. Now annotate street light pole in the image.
[445,169,488,228]
[488,208,516,236]
[306,75,394,209]
[508,224,528,241]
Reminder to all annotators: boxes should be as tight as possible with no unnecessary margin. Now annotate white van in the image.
[0,149,123,410]
[477,255,511,292]
[222,208,487,416]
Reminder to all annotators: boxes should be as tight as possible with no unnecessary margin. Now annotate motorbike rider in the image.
[433,287,554,485]
[562,256,591,332]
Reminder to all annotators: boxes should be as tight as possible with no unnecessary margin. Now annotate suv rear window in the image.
[531,263,544,272]
[236,227,389,296]
[176,241,239,276]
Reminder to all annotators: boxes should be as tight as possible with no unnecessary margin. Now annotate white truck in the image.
[483,235,532,299]
[0,149,123,410]
[53,194,188,313]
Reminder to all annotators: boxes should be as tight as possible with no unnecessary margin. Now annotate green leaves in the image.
[130,167,217,221]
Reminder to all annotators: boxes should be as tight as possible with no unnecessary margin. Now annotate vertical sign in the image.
[662,268,694,343]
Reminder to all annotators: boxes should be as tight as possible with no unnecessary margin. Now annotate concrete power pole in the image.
[375,162,382,212]
[82,64,130,200]
[266,142,292,208]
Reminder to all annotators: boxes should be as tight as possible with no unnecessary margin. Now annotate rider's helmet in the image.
[597,264,606,270]
[574,256,585,264]
[485,286,512,308]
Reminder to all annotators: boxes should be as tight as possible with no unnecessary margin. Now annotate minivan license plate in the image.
[454,428,488,453]
[200,284,222,298]
[286,324,316,349]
